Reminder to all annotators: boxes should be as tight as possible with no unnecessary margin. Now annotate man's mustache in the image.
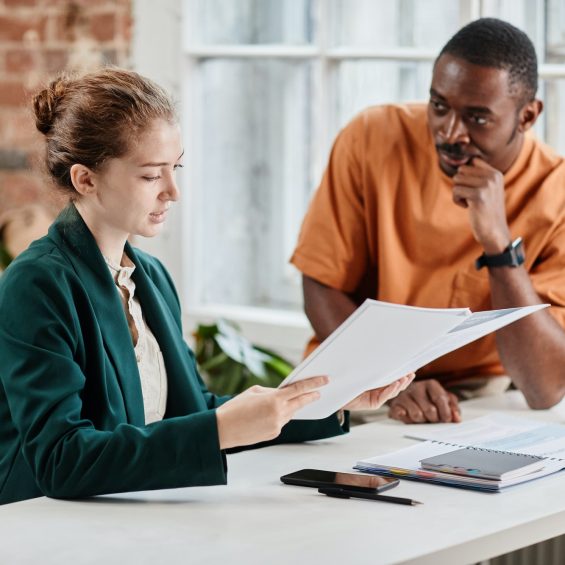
[435,143,468,158]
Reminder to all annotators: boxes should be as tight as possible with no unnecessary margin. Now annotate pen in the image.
[318,487,422,506]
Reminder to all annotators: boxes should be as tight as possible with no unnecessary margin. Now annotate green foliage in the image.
[194,319,294,396]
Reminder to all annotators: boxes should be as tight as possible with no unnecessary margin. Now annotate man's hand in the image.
[452,158,511,253]
[387,379,461,424]
[343,373,415,411]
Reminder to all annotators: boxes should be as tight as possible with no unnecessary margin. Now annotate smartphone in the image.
[280,469,399,493]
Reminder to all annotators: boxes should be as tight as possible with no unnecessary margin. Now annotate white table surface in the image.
[2,390,565,565]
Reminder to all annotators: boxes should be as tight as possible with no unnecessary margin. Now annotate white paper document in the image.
[354,441,565,492]
[354,413,565,491]
[279,300,548,420]
[406,413,565,459]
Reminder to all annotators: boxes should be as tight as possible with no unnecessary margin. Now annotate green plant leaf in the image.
[193,318,295,395]
[199,352,229,372]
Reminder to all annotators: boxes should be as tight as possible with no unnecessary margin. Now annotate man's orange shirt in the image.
[291,104,565,385]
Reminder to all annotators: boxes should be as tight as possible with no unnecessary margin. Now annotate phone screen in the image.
[280,469,399,493]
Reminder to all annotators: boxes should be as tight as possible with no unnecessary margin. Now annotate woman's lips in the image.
[149,209,168,223]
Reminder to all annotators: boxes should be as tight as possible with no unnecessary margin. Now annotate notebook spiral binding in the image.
[435,441,555,460]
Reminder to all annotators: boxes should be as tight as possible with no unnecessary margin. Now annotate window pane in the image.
[194,60,312,308]
[330,0,460,48]
[546,0,565,63]
[187,0,313,45]
[481,0,543,53]
[543,80,565,154]
[335,61,433,128]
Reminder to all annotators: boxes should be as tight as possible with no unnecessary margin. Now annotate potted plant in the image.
[193,319,294,396]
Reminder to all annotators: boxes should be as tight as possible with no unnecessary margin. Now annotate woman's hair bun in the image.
[32,77,69,135]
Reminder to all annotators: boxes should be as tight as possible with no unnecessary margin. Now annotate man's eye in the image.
[470,115,488,125]
[431,100,447,112]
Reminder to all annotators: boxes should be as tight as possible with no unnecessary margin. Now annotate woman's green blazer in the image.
[0,205,345,505]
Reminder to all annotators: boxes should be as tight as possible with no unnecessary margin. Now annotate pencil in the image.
[318,487,422,506]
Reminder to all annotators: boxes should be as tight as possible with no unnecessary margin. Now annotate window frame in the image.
[133,0,565,360]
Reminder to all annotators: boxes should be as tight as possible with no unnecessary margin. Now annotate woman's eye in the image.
[174,164,184,171]
[143,176,160,182]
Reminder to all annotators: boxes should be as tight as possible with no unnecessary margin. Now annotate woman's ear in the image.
[70,164,97,196]
[519,98,543,133]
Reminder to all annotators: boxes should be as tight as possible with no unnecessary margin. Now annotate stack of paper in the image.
[280,300,548,420]
[354,414,565,492]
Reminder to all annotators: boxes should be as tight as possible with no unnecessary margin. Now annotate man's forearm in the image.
[488,266,565,408]
[302,275,357,341]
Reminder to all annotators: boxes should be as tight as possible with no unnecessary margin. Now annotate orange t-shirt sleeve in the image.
[530,222,565,328]
[290,116,369,293]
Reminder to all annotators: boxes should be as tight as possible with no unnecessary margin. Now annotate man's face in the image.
[428,54,528,177]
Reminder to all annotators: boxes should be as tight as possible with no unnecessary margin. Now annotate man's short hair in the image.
[438,18,538,103]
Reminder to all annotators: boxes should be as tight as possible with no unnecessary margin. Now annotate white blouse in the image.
[105,254,168,425]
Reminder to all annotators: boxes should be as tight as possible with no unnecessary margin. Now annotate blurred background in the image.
[1,0,565,362]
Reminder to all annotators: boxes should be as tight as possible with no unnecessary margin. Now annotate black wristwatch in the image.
[475,237,525,270]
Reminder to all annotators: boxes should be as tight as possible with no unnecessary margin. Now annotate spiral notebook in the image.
[354,441,564,491]
[419,447,545,480]
[354,414,565,492]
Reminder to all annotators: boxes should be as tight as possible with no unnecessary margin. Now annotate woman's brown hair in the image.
[32,67,177,196]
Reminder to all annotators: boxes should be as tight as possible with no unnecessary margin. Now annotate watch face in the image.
[509,238,525,266]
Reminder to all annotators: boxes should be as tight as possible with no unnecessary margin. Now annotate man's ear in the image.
[70,164,97,196]
[518,98,543,133]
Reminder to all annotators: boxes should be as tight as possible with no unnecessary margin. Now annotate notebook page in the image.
[406,413,565,461]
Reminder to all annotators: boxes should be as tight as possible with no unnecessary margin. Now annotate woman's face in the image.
[86,118,183,240]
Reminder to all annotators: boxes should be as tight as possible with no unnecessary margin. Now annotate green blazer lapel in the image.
[50,205,145,425]
[126,245,209,417]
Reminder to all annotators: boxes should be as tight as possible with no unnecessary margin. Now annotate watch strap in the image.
[475,237,525,270]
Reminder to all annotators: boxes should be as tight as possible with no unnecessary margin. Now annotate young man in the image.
[291,18,565,424]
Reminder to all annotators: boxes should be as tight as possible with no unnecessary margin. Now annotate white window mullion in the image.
[325,46,438,61]
[185,44,319,59]
[311,0,332,187]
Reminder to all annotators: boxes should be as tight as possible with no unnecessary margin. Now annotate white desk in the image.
[2,391,565,565]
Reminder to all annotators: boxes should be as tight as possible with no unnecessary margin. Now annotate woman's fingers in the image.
[279,375,329,399]
[286,390,323,413]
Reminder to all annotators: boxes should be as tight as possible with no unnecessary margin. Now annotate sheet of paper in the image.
[406,413,565,460]
[280,300,470,419]
[389,304,549,380]
[281,300,548,420]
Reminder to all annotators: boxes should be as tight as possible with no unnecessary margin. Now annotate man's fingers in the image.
[388,404,409,423]
[448,391,462,422]
[425,380,456,422]
[426,394,452,422]
[453,194,468,208]
[393,395,426,423]
[466,156,492,170]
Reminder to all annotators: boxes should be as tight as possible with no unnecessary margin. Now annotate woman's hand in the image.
[342,373,415,411]
[216,376,328,450]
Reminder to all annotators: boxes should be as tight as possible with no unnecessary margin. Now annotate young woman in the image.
[0,68,413,505]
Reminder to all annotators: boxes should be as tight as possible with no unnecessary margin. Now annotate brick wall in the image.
[0,0,132,214]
